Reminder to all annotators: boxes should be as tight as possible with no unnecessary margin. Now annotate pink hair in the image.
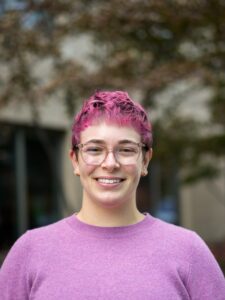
[72,91,153,148]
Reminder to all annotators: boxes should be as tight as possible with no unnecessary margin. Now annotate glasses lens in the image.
[81,143,105,165]
[115,144,140,164]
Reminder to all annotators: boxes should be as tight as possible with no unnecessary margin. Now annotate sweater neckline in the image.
[66,212,155,238]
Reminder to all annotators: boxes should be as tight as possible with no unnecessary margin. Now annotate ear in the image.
[141,148,153,176]
[69,149,80,176]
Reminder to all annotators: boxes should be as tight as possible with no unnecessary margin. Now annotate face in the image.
[70,122,152,209]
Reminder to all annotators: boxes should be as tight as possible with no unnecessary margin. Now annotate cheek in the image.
[78,159,101,180]
[124,164,141,178]
[79,165,97,189]
[79,165,96,177]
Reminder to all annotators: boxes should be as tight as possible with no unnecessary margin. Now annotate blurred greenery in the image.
[0,0,225,189]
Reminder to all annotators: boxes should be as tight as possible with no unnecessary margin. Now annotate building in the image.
[1,83,225,262]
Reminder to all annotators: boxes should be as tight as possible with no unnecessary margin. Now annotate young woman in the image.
[0,91,225,299]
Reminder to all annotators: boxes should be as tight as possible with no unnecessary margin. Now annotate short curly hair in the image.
[72,90,153,149]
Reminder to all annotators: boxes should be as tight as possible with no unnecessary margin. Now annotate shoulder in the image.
[27,216,71,238]
[23,215,76,251]
[154,217,214,250]
[146,215,214,262]
[149,216,225,275]
[4,216,73,260]
[149,215,199,247]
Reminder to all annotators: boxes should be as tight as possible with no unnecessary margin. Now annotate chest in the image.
[29,244,190,300]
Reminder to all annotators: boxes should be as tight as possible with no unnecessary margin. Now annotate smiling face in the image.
[70,122,152,209]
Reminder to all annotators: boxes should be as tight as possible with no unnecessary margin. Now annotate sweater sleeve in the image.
[186,232,225,300]
[0,232,31,300]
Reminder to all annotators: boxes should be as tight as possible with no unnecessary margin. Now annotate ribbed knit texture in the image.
[0,213,225,299]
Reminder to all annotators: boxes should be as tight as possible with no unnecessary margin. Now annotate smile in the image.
[96,178,124,184]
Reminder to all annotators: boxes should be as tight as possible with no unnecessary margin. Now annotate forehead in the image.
[80,122,141,144]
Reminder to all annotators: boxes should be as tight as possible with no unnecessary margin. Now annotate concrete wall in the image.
[180,160,225,242]
[1,73,224,242]
[61,131,82,215]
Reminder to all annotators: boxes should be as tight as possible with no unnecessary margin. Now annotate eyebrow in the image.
[83,139,139,144]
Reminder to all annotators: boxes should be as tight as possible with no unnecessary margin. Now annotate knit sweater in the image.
[0,213,225,300]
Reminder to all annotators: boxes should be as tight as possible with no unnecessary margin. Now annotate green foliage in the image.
[72,0,225,183]
[0,0,225,183]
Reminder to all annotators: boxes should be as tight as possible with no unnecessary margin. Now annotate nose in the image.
[101,151,120,170]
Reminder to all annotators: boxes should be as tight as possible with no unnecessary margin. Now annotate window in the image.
[0,124,64,262]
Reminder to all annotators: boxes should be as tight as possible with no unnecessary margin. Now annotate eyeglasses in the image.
[74,141,146,165]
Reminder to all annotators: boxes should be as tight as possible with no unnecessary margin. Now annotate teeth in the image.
[97,178,122,184]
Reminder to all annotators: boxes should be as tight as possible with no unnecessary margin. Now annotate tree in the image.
[0,0,225,188]
[73,0,225,177]
[0,0,89,110]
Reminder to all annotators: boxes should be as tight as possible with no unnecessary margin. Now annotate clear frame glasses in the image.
[74,141,147,165]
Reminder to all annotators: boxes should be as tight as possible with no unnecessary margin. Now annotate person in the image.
[0,90,225,300]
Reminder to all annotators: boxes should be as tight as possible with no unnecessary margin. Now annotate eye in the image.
[118,146,138,155]
[83,145,104,155]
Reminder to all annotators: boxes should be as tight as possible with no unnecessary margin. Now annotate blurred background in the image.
[0,0,225,272]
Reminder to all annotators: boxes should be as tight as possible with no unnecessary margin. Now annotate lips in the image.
[95,177,125,184]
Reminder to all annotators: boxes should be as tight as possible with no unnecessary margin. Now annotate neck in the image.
[76,197,144,227]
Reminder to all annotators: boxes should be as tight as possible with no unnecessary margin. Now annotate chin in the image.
[95,197,127,209]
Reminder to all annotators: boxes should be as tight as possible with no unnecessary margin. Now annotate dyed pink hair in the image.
[72,91,153,148]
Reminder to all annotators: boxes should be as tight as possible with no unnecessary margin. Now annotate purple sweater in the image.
[0,213,225,299]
